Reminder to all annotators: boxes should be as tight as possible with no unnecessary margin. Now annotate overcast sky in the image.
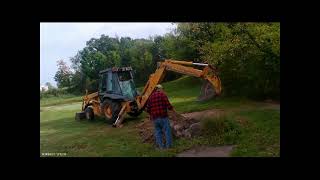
[40,23,176,86]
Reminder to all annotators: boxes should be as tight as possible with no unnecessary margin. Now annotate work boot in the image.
[155,144,165,150]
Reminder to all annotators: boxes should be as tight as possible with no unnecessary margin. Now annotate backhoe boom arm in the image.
[135,59,222,109]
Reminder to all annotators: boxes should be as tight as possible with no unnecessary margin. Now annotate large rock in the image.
[186,122,202,137]
[176,131,183,137]
[173,124,183,131]
[183,130,191,138]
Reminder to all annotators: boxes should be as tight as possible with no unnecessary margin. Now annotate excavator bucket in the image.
[197,80,216,101]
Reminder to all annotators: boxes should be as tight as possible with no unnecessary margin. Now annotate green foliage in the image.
[68,70,85,94]
[160,33,198,60]
[54,60,72,88]
[59,23,279,100]
[128,39,155,85]
[201,115,242,145]
[40,94,81,107]
[40,87,71,99]
[45,82,54,90]
[176,22,280,99]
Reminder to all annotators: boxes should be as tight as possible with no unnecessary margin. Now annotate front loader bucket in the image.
[75,112,86,120]
[197,80,216,102]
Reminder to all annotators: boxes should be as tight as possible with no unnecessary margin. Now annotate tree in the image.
[126,39,156,84]
[45,82,54,90]
[175,22,280,99]
[54,60,72,88]
[119,37,133,66]
[65,23,280,100]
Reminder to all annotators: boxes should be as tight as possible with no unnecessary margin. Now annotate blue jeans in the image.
[153,117,172,149]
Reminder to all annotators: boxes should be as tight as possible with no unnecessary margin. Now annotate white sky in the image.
[40,23,176,86]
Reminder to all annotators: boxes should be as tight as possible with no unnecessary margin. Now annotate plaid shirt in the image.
[146,90,173,120]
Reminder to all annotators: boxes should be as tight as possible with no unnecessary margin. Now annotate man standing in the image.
[146,84,174,149]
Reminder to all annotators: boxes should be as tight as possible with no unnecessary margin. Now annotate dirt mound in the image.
[183,109,226,120]
[136,109,225,144]
[136,119,156,143]
[136,111,198,144]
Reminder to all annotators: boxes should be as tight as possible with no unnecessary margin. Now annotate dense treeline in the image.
[54,23,279,100]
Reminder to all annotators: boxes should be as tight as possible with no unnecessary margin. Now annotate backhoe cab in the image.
[98,67,138,102]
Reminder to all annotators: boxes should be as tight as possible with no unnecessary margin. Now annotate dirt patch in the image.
[262,99,280,110]
[183,109,226,120]
[264,99,280,104]
[235,116,249,127]
[136,119,156,143]
[176,145,235,157]
[136,109,225,144]
[262,103,280,110]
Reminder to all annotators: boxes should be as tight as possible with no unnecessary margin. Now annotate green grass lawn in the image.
[40,76,280,157]
[40,94,82,107]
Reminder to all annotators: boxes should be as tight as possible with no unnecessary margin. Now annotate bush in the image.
[202,116,227,136]
[176,23,280,100]
[201,115,241,145]
[40,87,70,99]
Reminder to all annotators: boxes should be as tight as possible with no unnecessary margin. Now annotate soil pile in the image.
[136,109,225,144]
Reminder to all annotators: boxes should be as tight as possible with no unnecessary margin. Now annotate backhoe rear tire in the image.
[127,110,143,117]
[101,99,121,124]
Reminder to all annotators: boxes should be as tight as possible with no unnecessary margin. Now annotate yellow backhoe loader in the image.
[75,59,222,127]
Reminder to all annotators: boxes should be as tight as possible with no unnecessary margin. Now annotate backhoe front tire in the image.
[101,99,121,124]
[84,107,94,121]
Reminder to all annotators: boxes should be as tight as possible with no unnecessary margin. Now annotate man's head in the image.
[155,84,163,92]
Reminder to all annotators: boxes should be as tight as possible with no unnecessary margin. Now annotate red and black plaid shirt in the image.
[146,90,173,120]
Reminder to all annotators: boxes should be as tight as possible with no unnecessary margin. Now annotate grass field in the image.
[40,76,280,157]
[40,94,82,107]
